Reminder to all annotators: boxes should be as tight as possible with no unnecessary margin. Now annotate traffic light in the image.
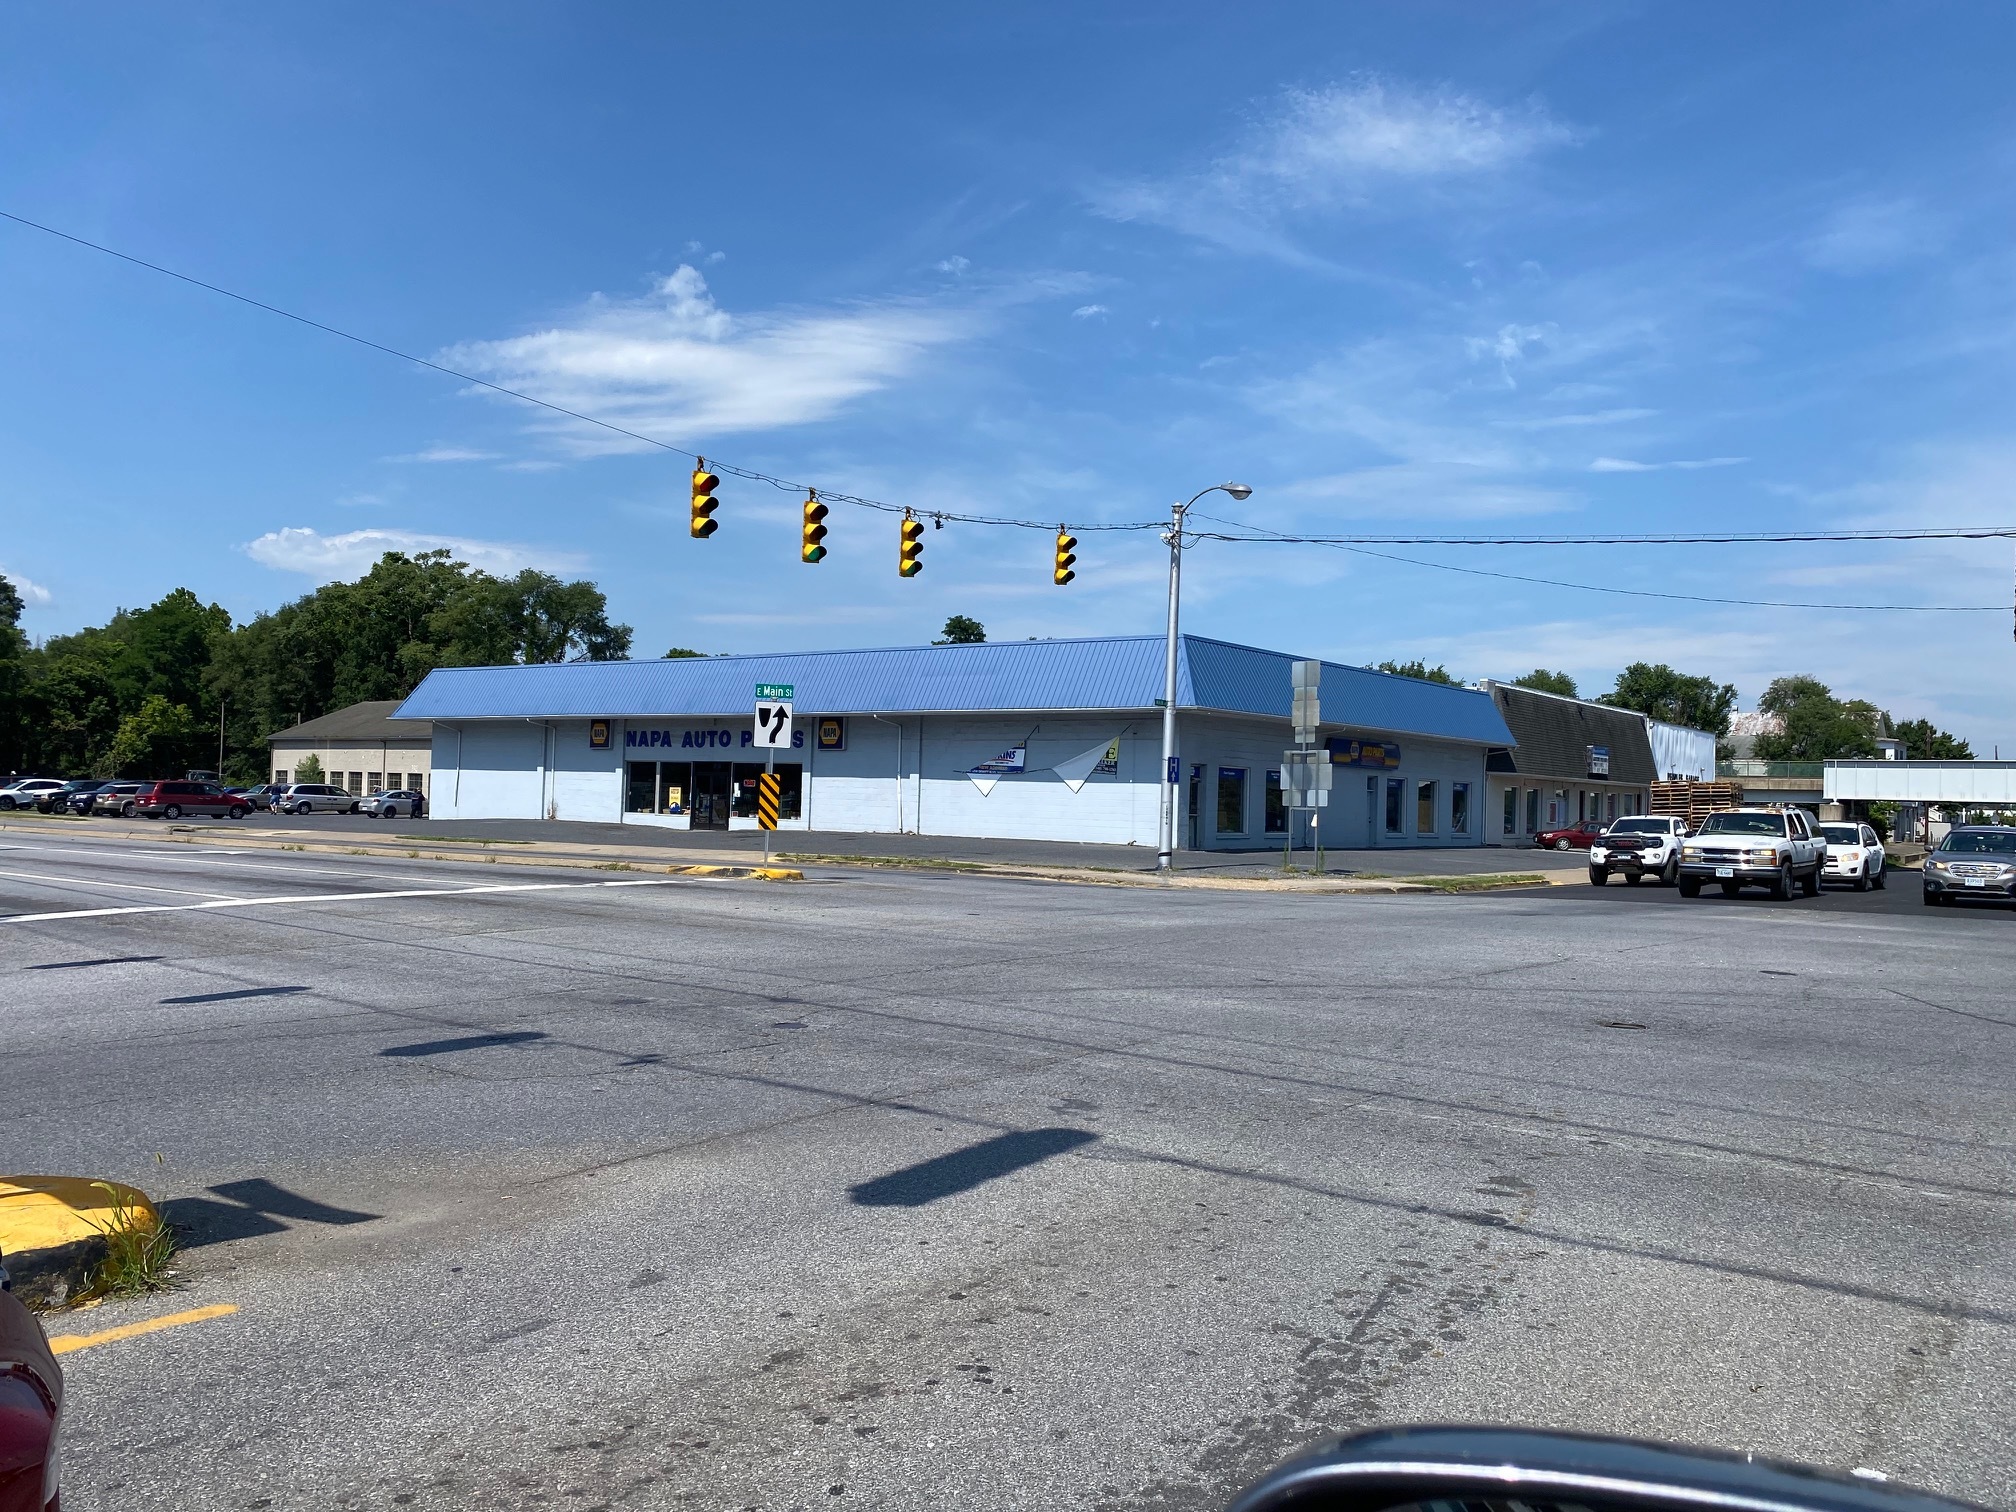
[801,493,829,564]
[690,463,720,539]
[1053,528,1077,586]
[899,512,924,577]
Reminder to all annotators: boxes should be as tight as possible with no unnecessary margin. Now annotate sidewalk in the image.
[36,811,1584,880]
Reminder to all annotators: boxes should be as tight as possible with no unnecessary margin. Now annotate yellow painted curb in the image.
[0,1176,158,1255]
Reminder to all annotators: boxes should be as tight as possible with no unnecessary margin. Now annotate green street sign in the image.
[755,682,795,700]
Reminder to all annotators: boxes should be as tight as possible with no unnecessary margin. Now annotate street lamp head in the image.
[1223,482,1253,501]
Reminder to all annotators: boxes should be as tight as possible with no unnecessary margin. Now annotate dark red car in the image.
[0,1268,61,1511]
[1535,822,1606,851]
[132,780,250,820]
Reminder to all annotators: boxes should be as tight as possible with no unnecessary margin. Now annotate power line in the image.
[4,206,2013,581]
[1187,513,2005,612]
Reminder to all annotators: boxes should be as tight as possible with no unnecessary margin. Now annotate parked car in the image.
[0,1252,64,1512]
[1535,821,1606,851]
[39,779,115,815]
[1587,815,1688,886]
[1678,808,1826,899]
[271,783,358,815]
[133,780,251,820]
[0,779,66,812]
[358,788,426,819]
[1819,821,1887,891]
[91,781,147,817]
[1921,825,2016,906]
[236,783,285,811]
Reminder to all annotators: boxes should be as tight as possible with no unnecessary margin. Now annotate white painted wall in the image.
[1648,720,1716,781]
[431,722,544,819]
[1826,761,2016,804]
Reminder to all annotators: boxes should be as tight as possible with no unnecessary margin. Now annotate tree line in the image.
[0,551,629,783]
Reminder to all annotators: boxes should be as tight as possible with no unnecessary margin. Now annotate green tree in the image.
[1892,717,1973,760]
[1752,676,1882,761]
[0,575,26,771]
[1510,669,1578,697]
[1600,663,1738,736]
[1376,659,1457,685]
[106,694,202,777]
[661,647,706,659]
[293,754,326,783]
[936,615,986,645]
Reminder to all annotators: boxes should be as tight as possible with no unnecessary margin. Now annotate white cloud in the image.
[1589,456,1747,472]
[936,255,970,274]
[1804,197,1945,275]
[388,446,499,463]
[0,567,51,605]
[244,527,585,583]
[1093,76,1575,258]
[1071,304,1109,319]
[1494,407,1657,430]
[441,265,986,454]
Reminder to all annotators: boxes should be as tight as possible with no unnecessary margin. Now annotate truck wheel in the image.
[1662,856,1679,886]
[1678,878,1702,898]
[1588,867,1608,886]
[1770,864,1793,900]
[1801,866,1821,898]
[1875,863,1887,889]
[1854,869,1872,893]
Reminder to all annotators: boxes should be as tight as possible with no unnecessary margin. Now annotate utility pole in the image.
[1157,482,1253,872]
[217,695,226,777]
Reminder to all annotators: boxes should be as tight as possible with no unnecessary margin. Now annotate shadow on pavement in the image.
[380,1030,549,1057]
[849,1127,1098,1207]
[163,1178,380,1248]
[160,985,311,1005]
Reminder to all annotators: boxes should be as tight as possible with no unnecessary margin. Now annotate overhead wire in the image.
[3,206,2012,612]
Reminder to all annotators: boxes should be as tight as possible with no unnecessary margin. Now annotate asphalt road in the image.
[4,833,2013,1510]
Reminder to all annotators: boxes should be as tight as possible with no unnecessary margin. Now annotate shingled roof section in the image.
[266,700,422,744]
[1483,684,1656,785]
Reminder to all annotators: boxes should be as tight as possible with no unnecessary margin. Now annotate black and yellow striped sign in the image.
[756,772,780,830]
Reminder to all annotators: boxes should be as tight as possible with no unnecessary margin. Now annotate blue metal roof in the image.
[393,635,1513,746]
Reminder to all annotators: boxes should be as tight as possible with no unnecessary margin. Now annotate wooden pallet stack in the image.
[1650,779,1743,828]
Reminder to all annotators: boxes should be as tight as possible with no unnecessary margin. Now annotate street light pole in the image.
[1157,481,1252,872]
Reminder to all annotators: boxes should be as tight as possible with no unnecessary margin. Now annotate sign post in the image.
[753,684,795,865]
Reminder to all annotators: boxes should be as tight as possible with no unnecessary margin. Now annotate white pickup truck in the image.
[1677,808,1828,900]
[1587,815,1688,886]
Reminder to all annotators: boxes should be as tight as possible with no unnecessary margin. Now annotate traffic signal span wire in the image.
[13,208,2013,554]
[1187,512,2006,612]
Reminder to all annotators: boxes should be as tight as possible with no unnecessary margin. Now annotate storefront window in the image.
[1452,782,1470,835]
[1416,780,1437,834]
[1526,787,1540,834]
[1216,768,1247,834]
[1385,777,1404,834]
[1502,787,1517,836]
[1607,792,1617,822]
[1264,770,1287,833]
[628,760,696,815]
[730,763,803,819]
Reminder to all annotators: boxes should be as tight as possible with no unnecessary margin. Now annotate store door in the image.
[1186,764,1204,849]
[691,762,732,829]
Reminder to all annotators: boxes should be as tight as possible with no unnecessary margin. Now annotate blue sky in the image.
[5,3,2015,748]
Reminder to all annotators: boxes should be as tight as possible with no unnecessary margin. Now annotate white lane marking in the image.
[0,843,463,886]
[2,876,692,923]
[0,867,239,900]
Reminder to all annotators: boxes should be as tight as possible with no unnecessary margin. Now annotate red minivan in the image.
[132,780,250,820]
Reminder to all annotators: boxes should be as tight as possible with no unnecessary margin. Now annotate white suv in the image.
[0,778,67,811]
[1588,815,1688,886]
[1679,808,1827,900]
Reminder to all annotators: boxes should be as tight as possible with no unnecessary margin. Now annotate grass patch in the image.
[1404,873,1550,893]
[594,860,637,871]
[776,852,995,873]
[78,1183,177,1300]
[395,834,533,845]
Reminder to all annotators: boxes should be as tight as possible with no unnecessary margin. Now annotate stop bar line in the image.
[1,876,696,924]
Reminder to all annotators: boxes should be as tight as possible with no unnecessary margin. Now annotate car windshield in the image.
[1607,818,1667,835]
[1820,825,1862,844]
[1699,813,1787,836]
[1940,830,2016,854]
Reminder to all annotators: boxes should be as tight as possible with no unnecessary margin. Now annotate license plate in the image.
[1965,878,1986,888]
[1715,866,1734,878]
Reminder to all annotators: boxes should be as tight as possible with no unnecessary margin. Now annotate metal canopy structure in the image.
[1825,760,2016,805]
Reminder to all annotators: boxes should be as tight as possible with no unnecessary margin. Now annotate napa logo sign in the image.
[625,727,806,750]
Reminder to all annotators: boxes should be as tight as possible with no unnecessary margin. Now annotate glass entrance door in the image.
[691,762,732,829]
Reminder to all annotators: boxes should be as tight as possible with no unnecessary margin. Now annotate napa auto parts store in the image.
[390,635,1516,851]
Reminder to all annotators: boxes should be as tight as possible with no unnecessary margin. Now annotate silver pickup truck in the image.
[1677,808,1827,900]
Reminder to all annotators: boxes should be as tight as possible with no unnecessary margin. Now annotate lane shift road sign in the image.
[754,699,794,748]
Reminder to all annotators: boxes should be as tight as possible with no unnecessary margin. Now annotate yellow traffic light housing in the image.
[1053,528,1077,586]
[899,513,924,577]
[690,463,720,539]
[801,493,829,564]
